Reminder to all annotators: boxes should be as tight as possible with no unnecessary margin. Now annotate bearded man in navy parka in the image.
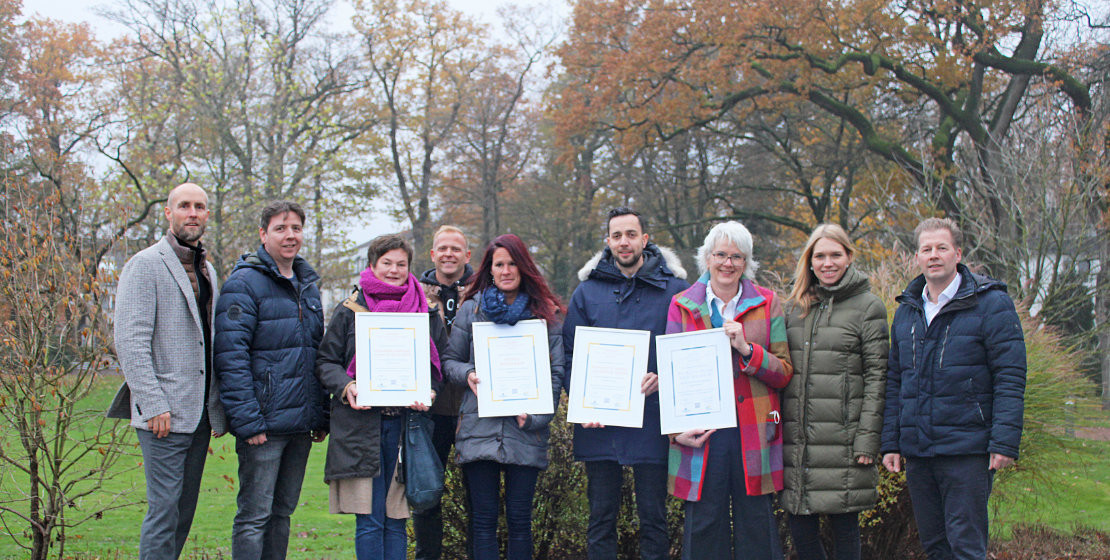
[562,207,689,560]
[881,217,1026,560]
[214,201,328,560]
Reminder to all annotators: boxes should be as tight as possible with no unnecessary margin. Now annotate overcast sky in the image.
[24,0,569,245]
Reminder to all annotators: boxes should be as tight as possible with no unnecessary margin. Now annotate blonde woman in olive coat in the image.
[782,224,888,560]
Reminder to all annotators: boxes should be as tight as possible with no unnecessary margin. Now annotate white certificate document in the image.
[472,319,554,417]
[566,327,650,428]
[655,328,737,434]
[354,312,433,407]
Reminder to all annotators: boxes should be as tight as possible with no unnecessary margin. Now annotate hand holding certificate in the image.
[565,327,651,428]
[472,319,554,417]
[354,312,434,407]
[655,327,737,434]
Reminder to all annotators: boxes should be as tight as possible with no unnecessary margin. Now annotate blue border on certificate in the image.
[580,342,635,411]
[486,334,541,402]
[669,345,722,416]
[367,327,419,392]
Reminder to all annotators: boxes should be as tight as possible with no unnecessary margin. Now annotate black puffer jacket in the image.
[782,266,888,515]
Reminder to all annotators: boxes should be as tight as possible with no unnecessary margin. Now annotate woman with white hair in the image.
[664,221,793,560]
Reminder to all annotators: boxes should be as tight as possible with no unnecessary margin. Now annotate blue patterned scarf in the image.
[480,286,532,325]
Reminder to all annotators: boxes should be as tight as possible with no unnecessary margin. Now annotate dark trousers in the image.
[463,461,540,560]
[413,413,459,560]
[682,427,783,560]
[135,416,211,560]
[232,433,312,560]
[584,460,669,560]
[905,454,994,560]
[787,512,861,560]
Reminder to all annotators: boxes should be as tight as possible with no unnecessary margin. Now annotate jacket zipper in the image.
[939,325,950,368]
[910,324,917,371]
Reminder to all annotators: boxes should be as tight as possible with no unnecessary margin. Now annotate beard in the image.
[614,250,643,268]
[173,224,205,243]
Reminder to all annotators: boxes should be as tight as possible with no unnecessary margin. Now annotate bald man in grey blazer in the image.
[110,182,228,560]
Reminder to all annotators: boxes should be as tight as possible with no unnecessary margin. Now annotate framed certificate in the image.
[566,326,650,428]
[472,319,554,417]
[354,312,433,407]
[655,328,738,434]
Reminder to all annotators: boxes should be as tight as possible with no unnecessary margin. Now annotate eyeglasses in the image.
[711,252,747,265]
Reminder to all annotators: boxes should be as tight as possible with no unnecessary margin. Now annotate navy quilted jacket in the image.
[561,244,689,465]
[880,264,1026,459]
[214,247,327,438]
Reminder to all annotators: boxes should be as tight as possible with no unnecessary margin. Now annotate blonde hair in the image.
[431,225,469,250]
[788,224,856,315]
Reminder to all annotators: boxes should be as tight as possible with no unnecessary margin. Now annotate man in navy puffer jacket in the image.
[881,218,1026,560]
[215,201,327,560]
[562,207,688,560]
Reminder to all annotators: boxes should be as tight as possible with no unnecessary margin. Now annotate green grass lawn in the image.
[0,377,356,560]
[992,438,1110,537]
[2,376,1108,559]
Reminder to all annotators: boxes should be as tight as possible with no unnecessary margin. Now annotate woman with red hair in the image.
[442,233,564,560]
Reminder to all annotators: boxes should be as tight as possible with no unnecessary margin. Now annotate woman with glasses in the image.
[442,233,565,560]
[666,221,793,560]
[781,224,888,560]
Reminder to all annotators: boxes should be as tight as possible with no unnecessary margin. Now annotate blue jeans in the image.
[463,460,540,560]
[413,413,459,560]
[584,460,669,560]
[787,512,860,560]
[905,454,994,560]
[135,417,211,560]
[356,415,407,560]
[682,427,783,560]
[232,433,312,560]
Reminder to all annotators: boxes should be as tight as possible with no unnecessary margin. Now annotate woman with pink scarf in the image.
[316,234,448,560]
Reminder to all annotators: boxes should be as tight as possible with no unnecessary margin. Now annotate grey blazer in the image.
[108,235,227,434]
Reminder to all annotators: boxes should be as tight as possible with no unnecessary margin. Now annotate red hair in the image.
[464,234,563,323]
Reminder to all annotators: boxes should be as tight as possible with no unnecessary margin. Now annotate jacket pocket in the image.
[259,368,273,409]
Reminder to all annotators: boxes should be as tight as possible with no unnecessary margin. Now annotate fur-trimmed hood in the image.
[577,243,687,283]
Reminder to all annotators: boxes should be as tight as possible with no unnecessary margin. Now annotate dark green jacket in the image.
[782,266,888,515]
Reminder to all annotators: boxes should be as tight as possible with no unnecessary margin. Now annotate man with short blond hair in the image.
[415,225,475,560]
[881,217,1026,560]
[110,183,228,559]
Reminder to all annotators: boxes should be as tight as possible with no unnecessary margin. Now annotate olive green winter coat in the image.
[782,266,888,515]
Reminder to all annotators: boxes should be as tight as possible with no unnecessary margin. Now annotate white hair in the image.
[696,221,759,279]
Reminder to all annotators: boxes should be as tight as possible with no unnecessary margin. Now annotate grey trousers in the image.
[232,433,312,560]
[136,417,211,560]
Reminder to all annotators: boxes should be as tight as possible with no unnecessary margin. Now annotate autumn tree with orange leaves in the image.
[555,0,1110,404]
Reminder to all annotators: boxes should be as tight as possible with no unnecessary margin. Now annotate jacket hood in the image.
[420,264,474,288]
[897,263,1006,309]
[577,243,687,283]
[815,265,870,302]
[234,245,320,285]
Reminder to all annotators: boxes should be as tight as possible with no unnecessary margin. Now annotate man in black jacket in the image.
[214,201,327,560]
[415,225,474,560]
[881,218,1026,560]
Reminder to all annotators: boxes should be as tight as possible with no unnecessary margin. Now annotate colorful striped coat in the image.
[665,273,794,499]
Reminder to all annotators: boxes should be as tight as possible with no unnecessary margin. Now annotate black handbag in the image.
[400,411,445,513]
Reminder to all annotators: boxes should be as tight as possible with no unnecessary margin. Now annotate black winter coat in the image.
[214,247,326,439]
[315,288,447,482]
[880,264,1026,459]
[561,244,688,465]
